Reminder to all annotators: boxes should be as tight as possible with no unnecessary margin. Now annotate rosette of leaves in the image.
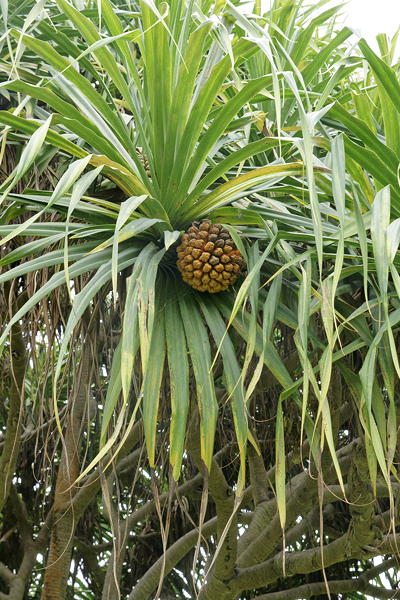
[0,0,308,492]
[1,0,393,511]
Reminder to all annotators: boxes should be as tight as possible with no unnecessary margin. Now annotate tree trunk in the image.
[41,338,91,600]
[0,294,27,513]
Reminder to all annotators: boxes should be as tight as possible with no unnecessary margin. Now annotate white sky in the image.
[332,0,400,46]
[258,0,400,49]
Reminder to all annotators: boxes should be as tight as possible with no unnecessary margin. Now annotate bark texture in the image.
[41,340,91,600]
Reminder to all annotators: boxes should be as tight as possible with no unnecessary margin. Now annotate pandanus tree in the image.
[0,0,399,599]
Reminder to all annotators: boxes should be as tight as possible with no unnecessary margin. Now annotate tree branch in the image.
[251,579,400,600]
[248,441,271,507]
[237,445,355,567]
[252,557,400,599]
[251,579,358,599]
[100,443,242,600]
[127,517,218,600]
[41,334,92,600]
[8,485,32,543]
[0,562,14,585]
[347,443,376,549]
[0,291,27,512]
[235,533,352,591]
[187,414,238,590]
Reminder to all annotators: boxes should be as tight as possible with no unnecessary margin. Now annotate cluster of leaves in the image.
[0,0,400,598]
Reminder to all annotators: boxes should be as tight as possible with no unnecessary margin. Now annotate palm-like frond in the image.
[1,0,399,524]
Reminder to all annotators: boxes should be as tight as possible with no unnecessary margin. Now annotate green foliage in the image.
[0,1,400,598]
